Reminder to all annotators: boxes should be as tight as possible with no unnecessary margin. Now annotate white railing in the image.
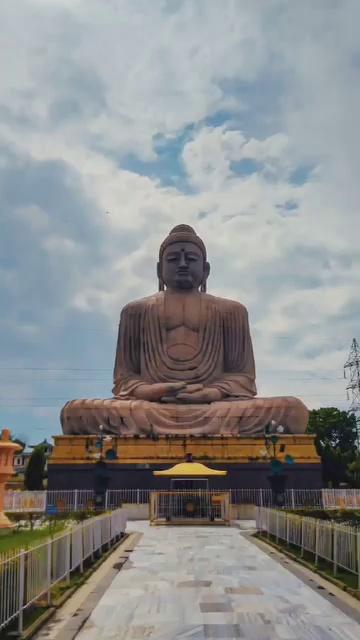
[322,488,360,509]
[4,491,47,513]
[107,488,153,507]
[256,507,360,589]
[0,508,127,635]
[47,489,95,512]
[5,488,360,512]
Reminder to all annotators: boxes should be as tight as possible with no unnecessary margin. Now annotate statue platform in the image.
[47,434,322,490]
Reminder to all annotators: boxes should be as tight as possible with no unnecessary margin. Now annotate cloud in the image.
[1,0,359,441]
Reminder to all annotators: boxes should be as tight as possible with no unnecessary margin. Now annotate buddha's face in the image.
[159,241,209,291]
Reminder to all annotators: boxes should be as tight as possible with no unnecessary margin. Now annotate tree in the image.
[24,445,46,490]
[307,408,358,487]
[347,454,360,488]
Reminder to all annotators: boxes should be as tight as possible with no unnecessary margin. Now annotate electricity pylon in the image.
[344,338,360,448]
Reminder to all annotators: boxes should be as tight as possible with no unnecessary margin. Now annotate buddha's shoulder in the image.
[121,293,163,314]
[204,293,248,316]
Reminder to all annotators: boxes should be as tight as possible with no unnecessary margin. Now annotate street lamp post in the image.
[264,421,295,507]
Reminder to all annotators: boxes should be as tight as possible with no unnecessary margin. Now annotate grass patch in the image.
[257,532,360,593]
[0,522,66,553]
[286,509,360,526]
[0,510,107,554]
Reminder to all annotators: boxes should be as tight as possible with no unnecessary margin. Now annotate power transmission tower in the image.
[344,338,360,448]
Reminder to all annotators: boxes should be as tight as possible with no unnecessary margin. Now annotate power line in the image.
[0,367,111,371]
[0,396,348,408]
[0,367,343,378]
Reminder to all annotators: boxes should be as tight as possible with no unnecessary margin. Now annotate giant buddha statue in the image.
[61,225,308,436]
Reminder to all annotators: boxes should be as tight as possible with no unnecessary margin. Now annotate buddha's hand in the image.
[160,383,203,403]
[133,382,186,402]
[175,387,223,404]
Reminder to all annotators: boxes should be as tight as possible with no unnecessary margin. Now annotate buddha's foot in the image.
[60,396,308,436]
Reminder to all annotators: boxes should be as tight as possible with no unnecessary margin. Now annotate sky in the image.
[0,0,359,445]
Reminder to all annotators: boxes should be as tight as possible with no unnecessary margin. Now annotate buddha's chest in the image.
[163,295,202,361]
[163,295,201,330]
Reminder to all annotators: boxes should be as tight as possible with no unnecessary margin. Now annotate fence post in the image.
[301,517,304,557]
[66,533,71,584]
[259,488,263,508]
[286,513,289,546]
[291,489,295,510]
[80,522,84,573]
[136,489,140,505]
[47,541,52,605]
[357,531,360,591]
[17,550,25,635]
[276,510,279,544]
[91,521,95,561]
[333,527,338,576]
[105,490,109,510]
[315,520,319,566]
[74,489,78,512]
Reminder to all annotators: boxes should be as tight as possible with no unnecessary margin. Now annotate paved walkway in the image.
[76,522,360,640]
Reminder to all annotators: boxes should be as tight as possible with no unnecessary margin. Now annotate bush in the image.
[24,445,46,490]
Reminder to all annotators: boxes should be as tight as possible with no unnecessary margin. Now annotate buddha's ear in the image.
[201,261,210,292]
[204,261,210,281]
[157,262,164,291]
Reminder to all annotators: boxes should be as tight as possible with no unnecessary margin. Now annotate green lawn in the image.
[287,508,360,526]
[0,522,66,553]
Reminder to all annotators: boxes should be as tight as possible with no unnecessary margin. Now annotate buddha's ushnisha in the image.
[61,225,308,435]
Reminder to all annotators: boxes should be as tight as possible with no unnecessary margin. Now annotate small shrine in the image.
[0,428,22,531]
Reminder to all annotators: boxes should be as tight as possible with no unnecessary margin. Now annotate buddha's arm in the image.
[208,302,257,399]
[112,304,188,401]
[112,304,146,398]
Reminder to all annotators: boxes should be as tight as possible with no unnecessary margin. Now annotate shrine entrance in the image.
[150,460,229,525]
[149,490,231,525]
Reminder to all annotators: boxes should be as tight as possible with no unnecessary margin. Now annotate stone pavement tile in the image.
[203,624,241,638]
[199,602,233,612]
[225,586,263,595]
[74,522,360,640]
[178,580,212,588]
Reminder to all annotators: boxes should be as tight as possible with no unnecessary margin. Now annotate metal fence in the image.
[0,509,127,635]
[150,490,231,525]
[5,488,360,512]
[256,507,360,589]
[4,491,47,513]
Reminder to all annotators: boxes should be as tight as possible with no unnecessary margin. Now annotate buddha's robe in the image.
[61,292,308,436]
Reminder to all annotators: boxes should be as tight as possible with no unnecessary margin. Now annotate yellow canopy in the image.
[153,462,227,477]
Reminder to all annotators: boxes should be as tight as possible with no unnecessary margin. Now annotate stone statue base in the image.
[47,433,322,491]
[61,396,308,437]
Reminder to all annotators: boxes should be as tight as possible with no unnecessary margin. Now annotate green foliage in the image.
[307,408,358,486]
[287,508,360,525]
[0,521,65,553]
[24,445,46,490]
[347,454,360,488]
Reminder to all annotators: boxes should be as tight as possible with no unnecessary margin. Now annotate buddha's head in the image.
[157,224,210,292]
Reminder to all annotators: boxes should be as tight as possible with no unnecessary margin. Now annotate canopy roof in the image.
[153,462,227,477]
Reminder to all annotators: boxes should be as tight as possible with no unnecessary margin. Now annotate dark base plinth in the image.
[48,434,322,491]
[47,462,323,491]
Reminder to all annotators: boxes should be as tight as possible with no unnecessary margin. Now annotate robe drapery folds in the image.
[112,292,257,400]
[60,293,308,435]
